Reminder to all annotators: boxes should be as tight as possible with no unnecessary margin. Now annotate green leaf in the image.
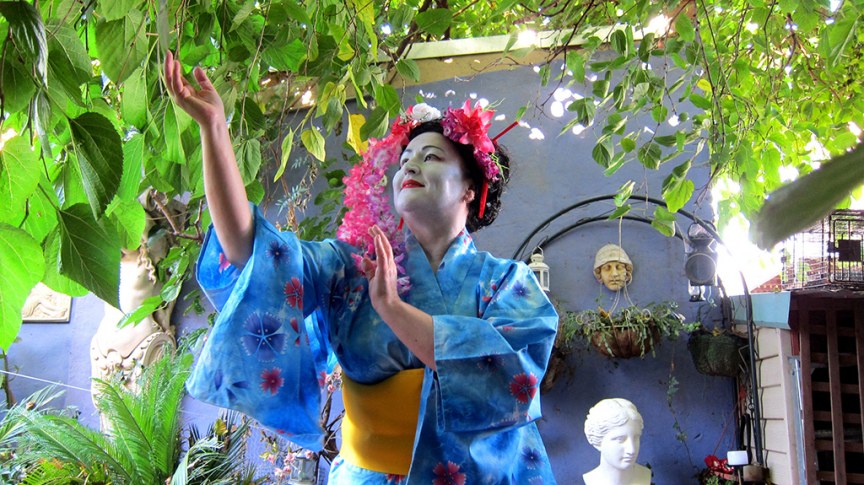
[47,24,91,103]
[58,204,120,308]
[106,198,146,250]
[752,143,864,249]
[608,205,631,219]
[592,77,610,99]
[689,93,712,110]
[0,136,41,224]
[39,0,79,22]
[615,181,635,206]
[117,295,162,328]
[301,128,326,162]
[237,97,266,134]
[1,54,36,113]
[96,0,144,21]
[515,104,527,120]
[0,223,45,351]
[637,142,662,169]
[663,178,694,214]
[282,0,311,24]
[654,134,678,147]
[22,181,58,244]
[235,138,262,185]
[61,153,90,209]
[360,107,388,139]
[603,153,627,176]
[637,33,654,62]
[538,64,551,87]
[620,137,637,153]
[374,84,401,116]
[157,0,170,54]
[396,59,421,83]
[262,38,306,72]
[274,128,296,182]
[569,98,596,126]
[414,8,452,37]
[662,161,694,213]
[337,36,355,62]
[779,0,798,12]
[675,15,695,43]
[611,29,628,56]
[827,15,857,67]
[94,9,148,84]
[0,1,47,85]
[651,206,677,237]
[163,102,190,164]
[592,141,611,167]
[41,228,88,297]
[230,1,256,32]
[122,68,148,129]
[246,179,264,204]
[117,133,145,202]
[565,50,586,83]
[68,112,124,219]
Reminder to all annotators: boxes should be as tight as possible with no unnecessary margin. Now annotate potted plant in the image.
[697,454,737,484]
[684,293,749,377]
[571,301,697,358]
[688,325,748,378]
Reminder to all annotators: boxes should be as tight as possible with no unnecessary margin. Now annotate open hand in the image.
[164,51,225,128]
[362,225,401,312]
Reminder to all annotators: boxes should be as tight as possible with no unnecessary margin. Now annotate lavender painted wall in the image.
[8,54,736,483]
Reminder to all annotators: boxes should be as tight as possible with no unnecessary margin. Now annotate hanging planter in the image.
[541,302,579,392]
[573,302,695,359]
[688,330,748,377]
[589,324,661,359]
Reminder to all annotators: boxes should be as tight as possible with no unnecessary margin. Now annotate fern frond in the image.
[0,387,65,452]
[91,378,158,484]
[143,351,192,473]
[174,411,259,485]
[17,412,134,483]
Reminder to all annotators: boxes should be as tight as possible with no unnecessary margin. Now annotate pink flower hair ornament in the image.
[337,100,517,295]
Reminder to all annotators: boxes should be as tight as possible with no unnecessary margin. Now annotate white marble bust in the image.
[583,398,651,485]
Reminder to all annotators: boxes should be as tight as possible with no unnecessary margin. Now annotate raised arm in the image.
[164,51,253,267]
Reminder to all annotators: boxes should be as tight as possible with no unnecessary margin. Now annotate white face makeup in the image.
[392,131,473,220]
[598,420,642,471]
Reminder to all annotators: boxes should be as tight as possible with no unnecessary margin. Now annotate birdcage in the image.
[781,210,864,289]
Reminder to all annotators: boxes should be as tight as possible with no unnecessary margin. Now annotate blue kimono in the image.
[188,207,559,484]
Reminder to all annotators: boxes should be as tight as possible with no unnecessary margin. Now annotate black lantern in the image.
[685,223,717,290]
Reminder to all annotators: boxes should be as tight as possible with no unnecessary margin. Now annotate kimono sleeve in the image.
[187,206,350,450]
[433,260,558,433]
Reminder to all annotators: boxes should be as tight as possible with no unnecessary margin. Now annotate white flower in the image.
[410,103,441,122]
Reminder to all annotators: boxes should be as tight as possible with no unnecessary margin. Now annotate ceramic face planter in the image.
[593,244,633,291]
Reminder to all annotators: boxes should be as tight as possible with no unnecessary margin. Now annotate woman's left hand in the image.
[362,225,437,369]
[363,225,401,313]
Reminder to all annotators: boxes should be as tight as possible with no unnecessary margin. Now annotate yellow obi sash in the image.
[340,368,424,475]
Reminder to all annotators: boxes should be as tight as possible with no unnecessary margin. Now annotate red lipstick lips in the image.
[402,180,424,188]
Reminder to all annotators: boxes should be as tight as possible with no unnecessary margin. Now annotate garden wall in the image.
[8,54,737,483]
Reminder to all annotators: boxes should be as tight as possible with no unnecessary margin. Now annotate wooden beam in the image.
[798,298,819,485]
[857,301,864,471]
[826,305,847,484]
